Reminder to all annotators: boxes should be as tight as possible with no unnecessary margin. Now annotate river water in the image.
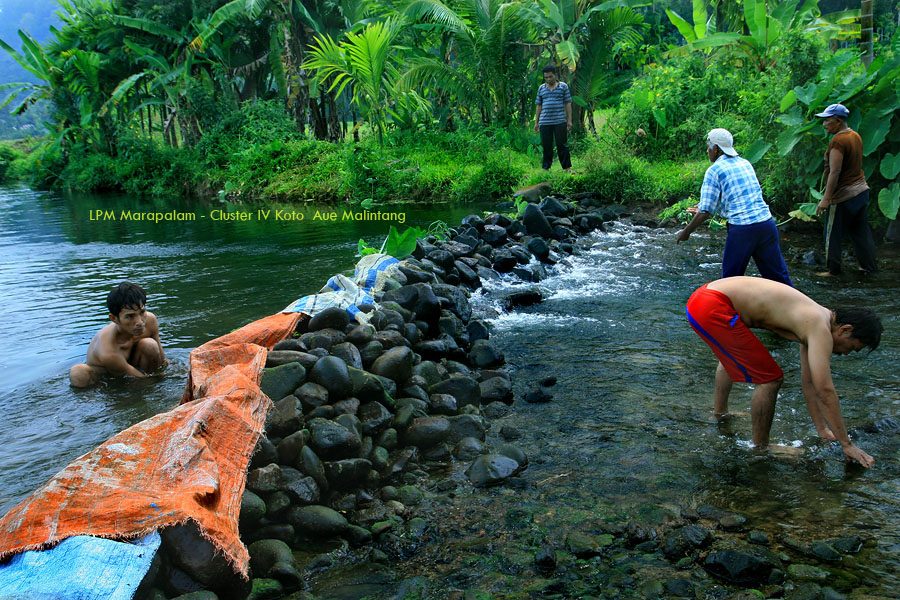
[1,185,898,597]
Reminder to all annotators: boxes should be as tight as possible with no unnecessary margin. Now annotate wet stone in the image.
[404,416,452,448]
[661,524,711,559]
[283,475,319,504]
[429,375,481,409]
[703,550,779,586]
[482,401,510,419]
[265,350,310,368]
[466,454,520,487]
[248,538,295,580]
[324,458,372,490]
[247,579,282,600]
[295,382,328,413]
[830,535,863,554]
[309,356,353,400]
[500,424,522,440]
[719,512,748,531]
[272,338,305,352]
[810,541,841,561]
[468,339,504,368]
[331,342,363,370]
[748,530,771,545]
[308,306,350,332]
[239,490,266,528]
[453,437,484,460]
[429,393,458,415]
[788,564,830,580]
[370,346,414,384]
[287,505,348,537]
[267,395,302,437]
[359,401,393,435]
[247,464,284,494]
[260,363,306,402]
[249,438,279,474]
[448,414,487,443]
[264,491,290,516]
[307,417,361,459]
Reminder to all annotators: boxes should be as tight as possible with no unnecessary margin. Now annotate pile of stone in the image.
[137,194,617,600]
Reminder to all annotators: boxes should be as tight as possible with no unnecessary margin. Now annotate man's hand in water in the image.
[843,444,874,468]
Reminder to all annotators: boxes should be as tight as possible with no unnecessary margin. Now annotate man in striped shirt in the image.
[676,128,792,286]
[533,65,573,171]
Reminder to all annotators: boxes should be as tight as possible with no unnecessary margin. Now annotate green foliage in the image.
[357,225,428,258]
[0,143,25,180]
[657,195,698,222]
[777,35,900,218]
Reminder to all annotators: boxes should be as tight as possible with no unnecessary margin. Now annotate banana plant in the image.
[778,34,900,219]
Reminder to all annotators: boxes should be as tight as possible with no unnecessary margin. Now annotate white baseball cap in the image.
[707,128,738,157]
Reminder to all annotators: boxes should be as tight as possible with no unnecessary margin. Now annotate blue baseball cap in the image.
[815,103,850,118]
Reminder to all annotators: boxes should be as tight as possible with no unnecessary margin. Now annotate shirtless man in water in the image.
[69,282,165,388]
[686,276,882,468]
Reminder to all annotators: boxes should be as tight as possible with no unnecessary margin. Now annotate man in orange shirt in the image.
[814,103,877,275]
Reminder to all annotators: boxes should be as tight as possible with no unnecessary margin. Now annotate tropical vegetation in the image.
[0,0,897,221]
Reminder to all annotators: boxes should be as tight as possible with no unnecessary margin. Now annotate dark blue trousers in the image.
[722,218,793,286]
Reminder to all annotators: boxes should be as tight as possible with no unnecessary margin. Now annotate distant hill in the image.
[0,0,62,139]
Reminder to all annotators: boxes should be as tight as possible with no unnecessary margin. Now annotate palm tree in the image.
[303,18,426,145]
[400,0,536,125]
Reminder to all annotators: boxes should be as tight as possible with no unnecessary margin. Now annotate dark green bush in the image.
[0,144,25,181]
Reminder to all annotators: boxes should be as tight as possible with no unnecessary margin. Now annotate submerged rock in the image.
[466,454,520,486]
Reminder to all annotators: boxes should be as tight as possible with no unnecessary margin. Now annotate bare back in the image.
[707,277,832,345]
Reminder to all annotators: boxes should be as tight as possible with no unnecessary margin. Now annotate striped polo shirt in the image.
[698,155,772,225]
[535,81,571,126]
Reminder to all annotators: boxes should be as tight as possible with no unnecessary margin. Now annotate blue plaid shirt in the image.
[698,156,772,225]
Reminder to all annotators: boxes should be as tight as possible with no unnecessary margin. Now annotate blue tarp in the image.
[0,532,160,600]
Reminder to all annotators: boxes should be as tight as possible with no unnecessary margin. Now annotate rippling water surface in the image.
[0,185,489,514]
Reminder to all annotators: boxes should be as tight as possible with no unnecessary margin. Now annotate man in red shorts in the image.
[686,276,882,467]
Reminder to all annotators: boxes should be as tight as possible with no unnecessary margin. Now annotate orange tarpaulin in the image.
[0,312,301,577]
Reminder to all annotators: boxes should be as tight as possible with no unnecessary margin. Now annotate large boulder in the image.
[404,416,452,448]
[308,307,350,332]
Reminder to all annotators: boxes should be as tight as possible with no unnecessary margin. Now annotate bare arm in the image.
[801,336,874,467]
[146,312,166,366]
[675,211,711,244]
[799,345,836,440]
[817,147,844,216]
[97,349,149,378]
[534,105,541,132]
[565,102,572,131]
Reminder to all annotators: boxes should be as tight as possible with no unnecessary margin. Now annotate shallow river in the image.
[0,186,898,598]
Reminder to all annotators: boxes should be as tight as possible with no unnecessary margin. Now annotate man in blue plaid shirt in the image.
[676,128,792,286]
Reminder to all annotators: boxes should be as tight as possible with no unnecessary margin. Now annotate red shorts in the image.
[686,284,783,384]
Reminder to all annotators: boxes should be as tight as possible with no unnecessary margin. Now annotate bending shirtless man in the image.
[686,276,882,467]
[69,282,166,388]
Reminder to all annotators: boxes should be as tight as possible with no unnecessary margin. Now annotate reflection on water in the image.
[0,185,492,513]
